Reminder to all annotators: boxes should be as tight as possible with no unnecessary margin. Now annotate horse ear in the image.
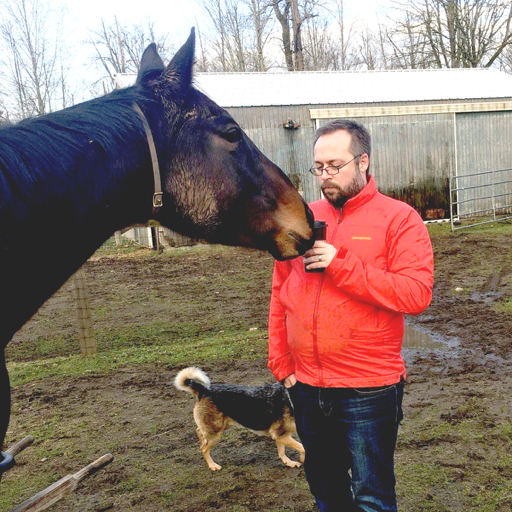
[164,28,195,92]
[137,43,165,85]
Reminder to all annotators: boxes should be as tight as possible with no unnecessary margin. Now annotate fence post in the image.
[73,269,97,357]
[492,169,496,222]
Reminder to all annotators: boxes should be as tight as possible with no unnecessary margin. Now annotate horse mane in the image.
[0,88,153,210]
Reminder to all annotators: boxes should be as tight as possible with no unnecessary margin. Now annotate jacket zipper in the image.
[311,209,344,386]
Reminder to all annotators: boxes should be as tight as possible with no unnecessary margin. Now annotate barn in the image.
[116,68,512,222]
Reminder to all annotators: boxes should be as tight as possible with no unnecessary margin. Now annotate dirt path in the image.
[3,226,512,511]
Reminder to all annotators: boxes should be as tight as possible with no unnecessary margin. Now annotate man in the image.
[268,119,434,512]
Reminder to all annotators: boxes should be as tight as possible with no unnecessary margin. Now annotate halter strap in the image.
[132,102,163,215]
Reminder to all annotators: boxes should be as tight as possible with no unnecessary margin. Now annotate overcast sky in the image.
[68,0,390,49]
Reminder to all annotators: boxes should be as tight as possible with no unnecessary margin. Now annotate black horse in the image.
[0,29,314,476]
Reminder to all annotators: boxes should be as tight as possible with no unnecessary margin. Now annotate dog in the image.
[174,367,305,471]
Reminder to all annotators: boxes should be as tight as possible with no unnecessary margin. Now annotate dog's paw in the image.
[285,461,302,468]
[209,463,222,471]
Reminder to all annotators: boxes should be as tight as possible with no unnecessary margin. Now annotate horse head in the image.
[134,30,314,260]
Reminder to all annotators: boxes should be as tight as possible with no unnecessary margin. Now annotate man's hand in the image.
[303,241,337,271]
[283,374,297,388]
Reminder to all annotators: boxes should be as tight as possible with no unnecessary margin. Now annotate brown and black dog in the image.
[174,367,305,471]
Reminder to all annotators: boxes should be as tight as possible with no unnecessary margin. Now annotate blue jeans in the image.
[288,380,404,512]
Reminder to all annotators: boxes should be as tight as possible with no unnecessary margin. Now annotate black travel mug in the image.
[305,220,327,273]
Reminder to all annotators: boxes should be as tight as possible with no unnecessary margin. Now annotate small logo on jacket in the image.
[352,236,372,241]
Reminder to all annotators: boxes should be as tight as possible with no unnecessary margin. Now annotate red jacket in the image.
[268,176,434,388]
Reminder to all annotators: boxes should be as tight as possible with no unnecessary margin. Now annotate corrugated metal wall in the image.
[455,111,512,217]
[323,114,454,216]
[227,104,512,218]
[227,105,321,203]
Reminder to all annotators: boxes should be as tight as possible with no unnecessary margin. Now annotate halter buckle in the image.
[153,192,163,209]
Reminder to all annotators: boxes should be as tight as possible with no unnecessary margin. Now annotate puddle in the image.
[403,324,445,351]
[469,291,504,304]
[402,323,459,364]
[402,322,511,370]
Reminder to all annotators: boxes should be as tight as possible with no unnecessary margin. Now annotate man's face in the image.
[313,129,369,209]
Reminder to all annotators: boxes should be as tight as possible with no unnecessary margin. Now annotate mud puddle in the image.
[402,323,459,365]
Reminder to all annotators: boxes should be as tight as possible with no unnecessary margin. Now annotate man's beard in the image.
[321,171,367,209]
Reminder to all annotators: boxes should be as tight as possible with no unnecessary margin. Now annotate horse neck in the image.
[0,100,157,344]
[1,97,156,231]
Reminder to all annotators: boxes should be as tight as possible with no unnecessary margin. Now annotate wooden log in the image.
[6,436,34,457]
[8,453,113,512]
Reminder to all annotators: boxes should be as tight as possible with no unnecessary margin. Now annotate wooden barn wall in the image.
[227,105,320,203]
[318,114,454,217]
[455,111,512,218]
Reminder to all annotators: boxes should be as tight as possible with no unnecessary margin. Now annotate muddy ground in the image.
[2,224,512,511]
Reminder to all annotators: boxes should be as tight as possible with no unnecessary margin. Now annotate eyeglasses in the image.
[308,154,362,176]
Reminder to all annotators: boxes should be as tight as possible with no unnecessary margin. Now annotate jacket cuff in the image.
[268,358,295,383]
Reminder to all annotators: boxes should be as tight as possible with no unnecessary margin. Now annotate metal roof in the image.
[114,68,512,108]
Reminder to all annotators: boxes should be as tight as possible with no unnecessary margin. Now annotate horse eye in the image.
[222,127,242,143]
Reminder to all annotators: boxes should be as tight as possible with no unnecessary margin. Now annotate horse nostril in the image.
[288,231,312,254]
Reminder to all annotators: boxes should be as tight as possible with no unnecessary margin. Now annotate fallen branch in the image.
[6,435,34,457]
[9,453,113,512]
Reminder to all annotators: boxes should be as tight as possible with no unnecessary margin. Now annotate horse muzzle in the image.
[269,202,315,260]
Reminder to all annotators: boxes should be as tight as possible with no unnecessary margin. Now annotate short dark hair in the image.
[314,119,371,177]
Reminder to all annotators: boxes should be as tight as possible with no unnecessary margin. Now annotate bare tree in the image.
[272,0,294,70]
[195,19,210,72]
[358,24,380,70]
[0,0,70,120]
[197,0,276,71]
[197,0,229,71]
[382,13,431,69]
[331,0,358,70]
[88,17,173,84]
[388,0,512,68]
[244,0,274,71]
[272,0,320,71]
[224,0,250,71]
[303,17,342,70]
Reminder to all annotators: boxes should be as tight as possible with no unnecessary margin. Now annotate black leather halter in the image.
[133,103,163,216]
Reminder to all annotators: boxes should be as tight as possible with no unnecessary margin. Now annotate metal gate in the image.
[450,167,512,231]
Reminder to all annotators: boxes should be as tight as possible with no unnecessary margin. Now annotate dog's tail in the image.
[174,367,211,398]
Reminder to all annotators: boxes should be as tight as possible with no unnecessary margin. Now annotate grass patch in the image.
[397,463,451,510]
[7,329,268,387]
[470,479,512,511]
[492,297,512,315]
[441,219,512,236]
[9,320,265,364]
[427,220,512,238]
[0,469,60,511]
